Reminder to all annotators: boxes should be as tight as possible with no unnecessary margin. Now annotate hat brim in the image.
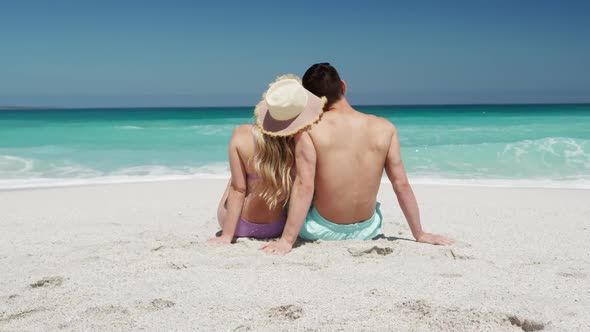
[255,90,326,137]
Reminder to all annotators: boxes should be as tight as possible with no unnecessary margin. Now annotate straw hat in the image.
[255,75,326,136]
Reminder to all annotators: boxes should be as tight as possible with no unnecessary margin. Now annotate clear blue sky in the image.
[1,0,589,107]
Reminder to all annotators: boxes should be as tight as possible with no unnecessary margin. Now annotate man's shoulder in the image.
[364,113,396,133]
[317,109,396,134]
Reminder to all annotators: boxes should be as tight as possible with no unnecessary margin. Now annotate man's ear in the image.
[341,80,347,95]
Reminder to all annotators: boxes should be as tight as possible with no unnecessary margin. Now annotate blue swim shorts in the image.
[299,202,382,241]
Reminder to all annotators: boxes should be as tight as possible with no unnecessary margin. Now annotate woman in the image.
[207,74,326,243]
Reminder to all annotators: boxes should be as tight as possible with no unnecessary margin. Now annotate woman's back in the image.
[232,124,286,224]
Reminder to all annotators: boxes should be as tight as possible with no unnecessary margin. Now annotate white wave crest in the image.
[396,176,590,190]
[0,162,231,190]
[191,124,235,135]
[49,163,103,177]
[116,125,144,130]
[0,155,34,174]
[501,137,589,165]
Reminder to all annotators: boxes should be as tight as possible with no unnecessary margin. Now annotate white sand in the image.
[1,179,589,331]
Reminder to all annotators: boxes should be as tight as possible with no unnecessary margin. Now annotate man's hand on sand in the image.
[260,239,292,255]
[415,232,455,246]
[207,235,232,244]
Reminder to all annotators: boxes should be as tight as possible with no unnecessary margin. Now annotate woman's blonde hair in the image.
[252,128,295,209]
[251,74,308,210]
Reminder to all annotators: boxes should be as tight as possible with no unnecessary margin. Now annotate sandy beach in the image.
[1,179,589,331]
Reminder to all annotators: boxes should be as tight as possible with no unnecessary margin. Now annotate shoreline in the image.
[1,175,590,192]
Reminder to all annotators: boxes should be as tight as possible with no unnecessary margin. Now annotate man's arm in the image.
[384,124,454,246]
[261,131,316,254]
[207,129,247,244]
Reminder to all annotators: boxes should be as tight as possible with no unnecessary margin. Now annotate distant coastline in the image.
[0,106,60,110]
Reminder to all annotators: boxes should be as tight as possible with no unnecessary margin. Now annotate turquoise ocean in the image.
[1,104,589,190]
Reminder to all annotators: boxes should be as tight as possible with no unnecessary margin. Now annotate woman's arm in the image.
[208,128,247,243]
[215,179,231,228]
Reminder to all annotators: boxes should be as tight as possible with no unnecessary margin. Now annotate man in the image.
[261,63,454,254]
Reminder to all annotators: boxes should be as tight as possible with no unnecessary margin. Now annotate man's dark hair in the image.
[302,63,343,108]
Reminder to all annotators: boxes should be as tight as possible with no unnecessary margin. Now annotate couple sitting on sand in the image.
[208,63,454,254]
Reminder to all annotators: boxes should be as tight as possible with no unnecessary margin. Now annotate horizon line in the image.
[2,101,590,111]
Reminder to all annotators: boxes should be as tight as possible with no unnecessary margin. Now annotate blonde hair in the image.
[252,128,295,209]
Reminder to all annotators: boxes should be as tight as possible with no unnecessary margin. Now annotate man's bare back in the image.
[309,105,393,223]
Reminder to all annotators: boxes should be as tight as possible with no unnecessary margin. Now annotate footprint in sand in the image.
[445,249,475,261]
[507,315,545,331]
[151,245,166,252]
[348,246,396,257]
[556,272,587,279]
[30,276,64,288]
[0,307,46,322]
[397,299,546,331]
[149,298,176,310]
[136,298,176,311]
[168,262,188,270]
[397,299,434,317]
[267,304,303,321]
